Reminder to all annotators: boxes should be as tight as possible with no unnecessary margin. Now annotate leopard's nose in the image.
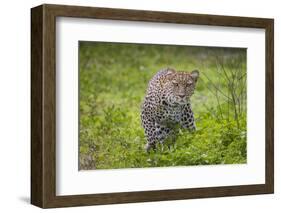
[179,94,185,98]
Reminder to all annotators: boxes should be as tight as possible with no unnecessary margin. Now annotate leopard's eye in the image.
[186,80,193,86]
[172,81,179,86]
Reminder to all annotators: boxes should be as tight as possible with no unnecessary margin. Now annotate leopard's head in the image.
[162,69,199,105]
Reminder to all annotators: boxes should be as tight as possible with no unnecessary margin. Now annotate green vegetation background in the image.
[79,42,247,170]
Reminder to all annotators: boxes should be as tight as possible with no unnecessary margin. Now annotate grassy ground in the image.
[79,42,247,170]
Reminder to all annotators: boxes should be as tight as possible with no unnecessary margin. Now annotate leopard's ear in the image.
[191,70,199,82]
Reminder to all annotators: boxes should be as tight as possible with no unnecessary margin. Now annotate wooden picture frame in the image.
[31,4,274,208]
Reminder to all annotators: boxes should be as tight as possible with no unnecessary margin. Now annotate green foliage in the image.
[79,42,247,170]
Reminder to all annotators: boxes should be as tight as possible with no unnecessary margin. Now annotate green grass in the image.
[79,42,247,170]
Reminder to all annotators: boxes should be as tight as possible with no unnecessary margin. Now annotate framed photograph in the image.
[31,4,274,208]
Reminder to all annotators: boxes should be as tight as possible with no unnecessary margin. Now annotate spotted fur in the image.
[141,68,199,152]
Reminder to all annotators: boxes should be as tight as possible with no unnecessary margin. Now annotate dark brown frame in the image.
[31,4,274,208]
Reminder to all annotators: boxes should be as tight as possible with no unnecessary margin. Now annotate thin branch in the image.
[201,72,231,101]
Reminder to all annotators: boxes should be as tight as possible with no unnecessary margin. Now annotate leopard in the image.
[141,68,199,152]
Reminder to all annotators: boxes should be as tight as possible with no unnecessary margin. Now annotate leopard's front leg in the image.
[180,104,196,131]
[155,123,173,149]
[143,122,173,152]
